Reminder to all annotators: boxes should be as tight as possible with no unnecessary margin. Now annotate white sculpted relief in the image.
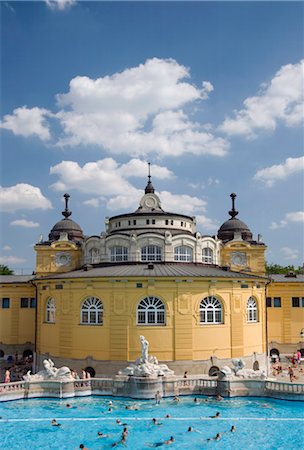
[119,335,174,377]
[23,359,73,381]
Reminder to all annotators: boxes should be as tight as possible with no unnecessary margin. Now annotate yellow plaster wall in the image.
[221,242,266,276]
[0,283,35,345]
[35,278,266,362]
[267,280,304,345]
[35,241,82,275]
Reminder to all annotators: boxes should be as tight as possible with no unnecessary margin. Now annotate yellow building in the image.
[0,179,276,375]
[267,273,304,356]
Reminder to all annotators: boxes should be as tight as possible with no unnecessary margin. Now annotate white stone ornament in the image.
[231,251,247,266]
[55,252,71,267]
[23,359,73,381]
[119,335,174,377]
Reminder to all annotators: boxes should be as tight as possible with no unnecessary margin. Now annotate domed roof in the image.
[217,193,252,242]
[145,162,155,194]
[49,194,84,242]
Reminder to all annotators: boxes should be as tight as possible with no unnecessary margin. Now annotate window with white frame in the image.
[137,296,165,325]
[81,297,103,325]
[247,297,258,322]
[200,296,223,324]
[174,246,193,262]
[46,298,56,323]
[110,246,128,262]
[202,247,213,264]
[141,245,162,262]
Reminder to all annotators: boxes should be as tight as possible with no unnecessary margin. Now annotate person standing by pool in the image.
[155,390,162,404]
[4,370,10,383]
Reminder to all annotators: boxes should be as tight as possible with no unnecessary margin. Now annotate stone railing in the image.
[265,380,304,394]
[0,376,303,402]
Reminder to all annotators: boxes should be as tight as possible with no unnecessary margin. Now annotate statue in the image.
[118,335,174,378]
[140,335,149,363]
[23,359,73,382]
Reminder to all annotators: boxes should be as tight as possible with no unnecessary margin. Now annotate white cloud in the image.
[280,247,299,261]
[45,0,76,10]
[0,106,51,140]
[1,59,229,158]
[219,60,304,138]
[3,246,12,251]
[10,219,39,228]
[50,158,174,196]
[118,159,174,179]
[254,156,304,187]
[269,211,304,229]
[159,190,207,215]
[196,214,219,231]
[83,198,101,208]
[0,184,53,213]
[0,255,26,265]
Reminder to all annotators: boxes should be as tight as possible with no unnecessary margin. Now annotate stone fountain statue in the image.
[23,358,73,381]
[119,335,174,377]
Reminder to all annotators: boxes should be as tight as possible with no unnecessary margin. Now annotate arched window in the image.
[137,296,165,325]
[81,297,103,325]
[247,297,258,322]
[46,298,56,323]
[200,296,223,324]
[202,247,213,264]
[141,245,162,262]
[110,246,128,262]
[174,246,193,262]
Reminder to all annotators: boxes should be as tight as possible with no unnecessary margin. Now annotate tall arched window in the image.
[110,246,128,262]
[200,296,223,324]
[174,246,193,262]
[137,296,165,325]
[141,245,162,262]
[202,247,213,264]
[46,298,56,323]
[81,297,103,325]
[247,297,258,322]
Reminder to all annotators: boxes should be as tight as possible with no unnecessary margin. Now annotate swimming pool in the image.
[0,396,303,449]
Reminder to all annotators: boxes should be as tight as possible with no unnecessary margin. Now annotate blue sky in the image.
[1,0,303,273]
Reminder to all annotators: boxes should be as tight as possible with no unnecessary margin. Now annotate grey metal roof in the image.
[270,274,304,283]
[0,275,35,284]
[36,263,267,281]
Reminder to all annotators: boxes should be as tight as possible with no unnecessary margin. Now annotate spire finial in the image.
[229,193,238,218]
[145,162,155,194]
[62,193,72,218]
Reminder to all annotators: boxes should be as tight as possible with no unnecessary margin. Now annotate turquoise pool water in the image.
[0,396,303,449]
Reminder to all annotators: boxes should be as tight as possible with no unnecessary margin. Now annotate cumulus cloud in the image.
[3,245,12,251]
[1,58,228,158]
[254,156,304,187]
[269,211,304,229]
[10,219,39,228]
[0,184,53,213]
[83,198,101,208]
[196,214,219,231]
[0,106,51,140]
[0,255,26,265]
[219,60,304,138]
[45,0,76,10]
[50,158,174,195]
[280,247,299,261]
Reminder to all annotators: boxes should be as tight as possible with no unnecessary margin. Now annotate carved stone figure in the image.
[140,335,149,363]
[119,335,174,378]
[23,359,73,381]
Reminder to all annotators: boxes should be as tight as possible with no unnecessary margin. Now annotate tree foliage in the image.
[265,263,303,275]
[0,265,14,275]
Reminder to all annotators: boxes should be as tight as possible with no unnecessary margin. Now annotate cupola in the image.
[217,193,253,242]
[49,193,84,242]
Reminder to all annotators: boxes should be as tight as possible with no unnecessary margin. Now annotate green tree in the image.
[265,263,302,275]
[0,265,14,275]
